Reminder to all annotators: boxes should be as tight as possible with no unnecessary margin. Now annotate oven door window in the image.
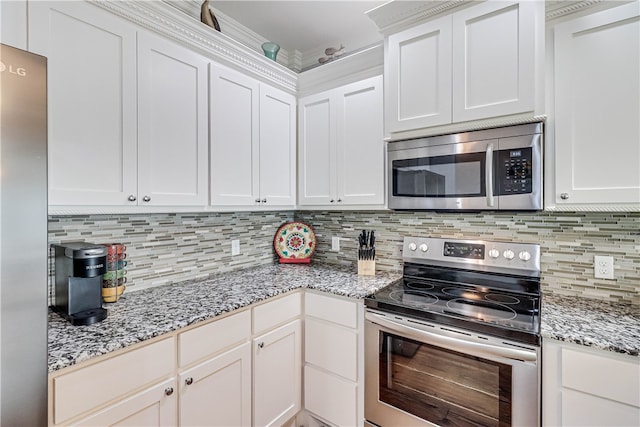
[379,331,512,427]
[392,151,486,198]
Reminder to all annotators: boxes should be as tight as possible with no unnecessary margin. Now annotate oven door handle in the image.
[366,312,537,362]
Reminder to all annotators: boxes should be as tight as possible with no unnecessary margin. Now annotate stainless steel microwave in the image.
[387,123,543,211]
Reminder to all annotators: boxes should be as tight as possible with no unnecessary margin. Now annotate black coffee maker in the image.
[52,242,108,325]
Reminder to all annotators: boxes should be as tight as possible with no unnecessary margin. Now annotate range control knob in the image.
[488,248,500,259]
[408,243,417,251]
[503,249,515,260]
[519,251,531,261]
[419,243,429,252]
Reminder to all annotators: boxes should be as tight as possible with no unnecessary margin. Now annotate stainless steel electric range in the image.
[364,236,541,427]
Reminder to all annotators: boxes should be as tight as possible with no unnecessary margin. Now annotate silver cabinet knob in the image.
[142,195,151,202]
[330,199,335,203]
[262,198,267,203]
[185,377,193,386]
[258,342,264,349]
[255,198,261,203]
[128,195,137,202]
[337,198,342,202]
[164,387,174,396]
[560,193,569,200]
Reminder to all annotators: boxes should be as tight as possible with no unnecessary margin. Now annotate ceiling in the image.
[211,1,386,67]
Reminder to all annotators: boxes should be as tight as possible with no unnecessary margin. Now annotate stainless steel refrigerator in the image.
[0,43,48,425]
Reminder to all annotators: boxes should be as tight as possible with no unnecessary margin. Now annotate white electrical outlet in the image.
[331,236,340,251]
[594,255,614,279]
[231,239,240,256]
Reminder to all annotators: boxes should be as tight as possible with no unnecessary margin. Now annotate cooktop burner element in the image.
[365,237,541,345]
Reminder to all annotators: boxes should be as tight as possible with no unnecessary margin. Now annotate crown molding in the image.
[297,44,383,97]
[366,0,468,35]
[91,0,297,93]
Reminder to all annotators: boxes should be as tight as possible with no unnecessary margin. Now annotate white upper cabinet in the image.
[452,1,536,122]
[552,2,640,209]
[137,31,209,206]
[210,64,296,207]
[29,1,138,206]
[299,75,384,207]
[386,15,452,131]
[385,1,541,136]
[30,1,209,209]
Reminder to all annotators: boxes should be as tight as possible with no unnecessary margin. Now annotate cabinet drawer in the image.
[253,291,301,334]
[305,317,357,381]
[561,388,640,426]
[562,347,640,407]
[305,291,357,328]
[304,365,357,427]
[53,337,174,424]
[179,309,250,367]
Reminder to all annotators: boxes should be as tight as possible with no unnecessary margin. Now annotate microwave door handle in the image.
[486,144,495,207]
[366,311,537,362]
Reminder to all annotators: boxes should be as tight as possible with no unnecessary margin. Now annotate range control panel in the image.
[403,236,540,275]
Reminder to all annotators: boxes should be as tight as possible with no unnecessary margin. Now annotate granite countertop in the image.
[541,293,640,357]
[49,264,639,374]
[48,263,401,373]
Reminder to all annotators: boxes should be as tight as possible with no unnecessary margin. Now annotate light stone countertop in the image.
[48,265,639,373]
[541,293,640,357]
[48,263,401,373]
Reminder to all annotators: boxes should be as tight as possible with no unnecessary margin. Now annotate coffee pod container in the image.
[101,243,127,302]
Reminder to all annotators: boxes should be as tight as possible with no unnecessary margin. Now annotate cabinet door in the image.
[336,76,385,205]
[70,378,176,427]
[554,2,640,206]
[452,1,536,122]
[298,92,336,205]
[179,343,251,427]
[259,84,296,206]
[28,1,137,206]
[386,15,452,132]
[254,320,301,427]
[210,64,260,205]
[137,32,209,206]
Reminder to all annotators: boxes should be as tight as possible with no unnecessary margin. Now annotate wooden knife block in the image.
[358,260,375,276]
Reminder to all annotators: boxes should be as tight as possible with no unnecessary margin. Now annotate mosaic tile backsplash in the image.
[48,210,640,305]
[295,211,640,304]
[48,211,293,303]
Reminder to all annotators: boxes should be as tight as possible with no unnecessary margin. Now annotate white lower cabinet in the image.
[50,338,176,426]
[71,378,177,427]
[179,342,252,426]
[543,338,640,426]
[303,291,363,427]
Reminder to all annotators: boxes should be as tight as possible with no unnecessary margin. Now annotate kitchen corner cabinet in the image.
[385,1,539,134]
[552,2,640,208]
[303,291,363,427]
[210,64,296,207]
[298,75,384,207]
[542,339,640,426]
[29,1,209,208]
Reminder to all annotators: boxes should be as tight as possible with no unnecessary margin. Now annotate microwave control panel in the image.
[497,147,533,195]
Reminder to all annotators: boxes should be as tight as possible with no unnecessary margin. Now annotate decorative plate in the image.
[274,222,316,264]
